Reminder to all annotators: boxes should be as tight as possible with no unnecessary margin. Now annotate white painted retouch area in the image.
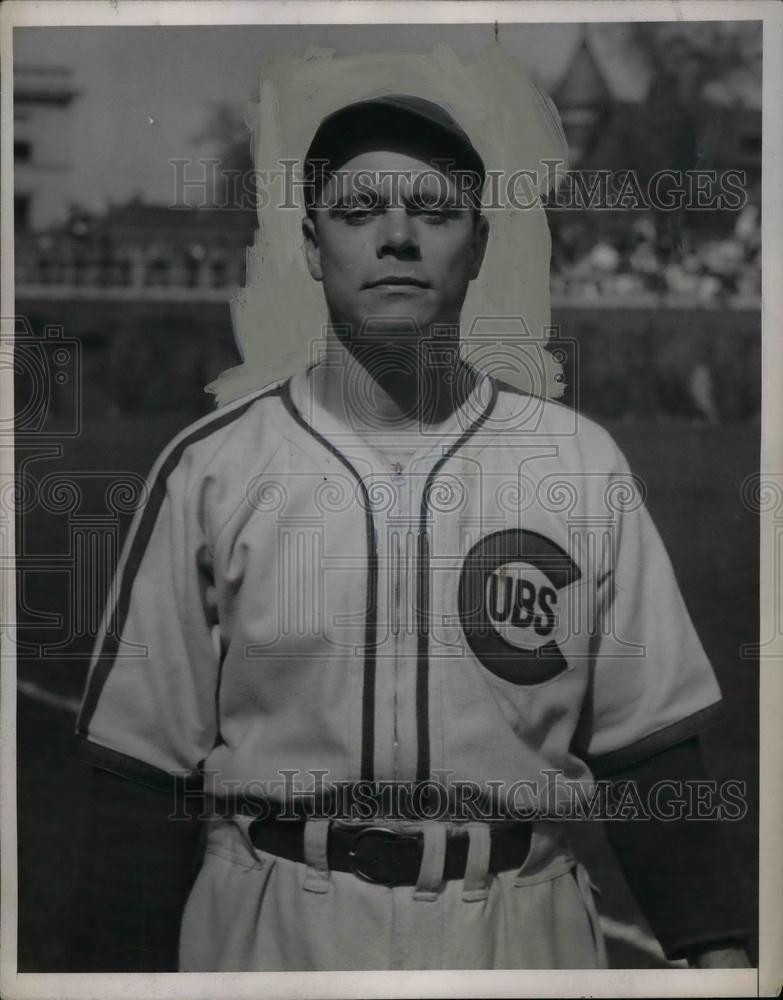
[213,45,568,405]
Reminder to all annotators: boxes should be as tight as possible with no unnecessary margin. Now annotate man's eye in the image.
[408,202,459,222]
[418,208,448,222]
[341,208,381,224]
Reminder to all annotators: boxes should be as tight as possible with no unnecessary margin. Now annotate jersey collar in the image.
[287,361,497,478]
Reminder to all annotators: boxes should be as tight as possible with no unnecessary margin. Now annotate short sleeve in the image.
[575,448,724,776]
[76,445,220,789]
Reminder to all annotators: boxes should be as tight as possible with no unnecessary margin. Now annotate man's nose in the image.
[376,208,420,259]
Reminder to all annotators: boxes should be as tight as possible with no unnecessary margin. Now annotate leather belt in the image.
[249,819,532,886]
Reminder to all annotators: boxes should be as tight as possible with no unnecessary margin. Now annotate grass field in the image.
[15,412,759,970]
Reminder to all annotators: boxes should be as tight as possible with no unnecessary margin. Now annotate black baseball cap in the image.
[303,94,486,210]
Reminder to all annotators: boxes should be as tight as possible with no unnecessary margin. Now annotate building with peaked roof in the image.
[552,25,652,164]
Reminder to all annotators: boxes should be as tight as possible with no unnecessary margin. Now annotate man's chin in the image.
[356,315,428,338]
[341,312,461,339]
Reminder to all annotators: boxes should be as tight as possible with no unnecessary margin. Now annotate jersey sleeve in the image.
[575,446,724,776]
[76,442,220,789]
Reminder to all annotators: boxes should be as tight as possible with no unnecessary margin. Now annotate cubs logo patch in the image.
[458,529,581,685]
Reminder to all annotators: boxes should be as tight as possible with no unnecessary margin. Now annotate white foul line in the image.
[17,679,80,716]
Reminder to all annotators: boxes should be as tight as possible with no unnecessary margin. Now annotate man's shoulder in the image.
[149,378,289,486]
[489,378,624,469]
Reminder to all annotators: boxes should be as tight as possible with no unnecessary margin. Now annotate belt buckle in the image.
[347,827,417,886]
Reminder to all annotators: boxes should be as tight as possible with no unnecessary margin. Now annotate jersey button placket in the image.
[390,462,406,781]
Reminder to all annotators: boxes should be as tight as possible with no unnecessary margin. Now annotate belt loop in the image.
[413,822,447,901]
[461,823,491,901]
[302,818,331,894]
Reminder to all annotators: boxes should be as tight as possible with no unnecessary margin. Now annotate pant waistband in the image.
[249,818,532,887]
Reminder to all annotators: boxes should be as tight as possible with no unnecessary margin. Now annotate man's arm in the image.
[602,736,752,967]
[71,767,202,972]
[687,944,751,968]
[72,428,228,968]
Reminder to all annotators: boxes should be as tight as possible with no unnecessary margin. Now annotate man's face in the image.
[302,150,489,342]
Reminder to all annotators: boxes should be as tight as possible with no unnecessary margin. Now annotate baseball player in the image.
[72,95,750,971]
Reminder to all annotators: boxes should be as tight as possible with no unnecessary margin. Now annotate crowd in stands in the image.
[549,204,761,304]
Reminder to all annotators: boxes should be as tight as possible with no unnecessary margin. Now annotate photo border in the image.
[1,2,780,997]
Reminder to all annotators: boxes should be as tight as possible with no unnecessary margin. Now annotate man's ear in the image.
[469,213,490,280]
[302,215,323,282]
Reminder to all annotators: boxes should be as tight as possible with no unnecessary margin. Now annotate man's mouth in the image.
[364,276,430,289]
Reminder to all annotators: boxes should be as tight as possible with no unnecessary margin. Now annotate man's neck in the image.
[313,327,476,430]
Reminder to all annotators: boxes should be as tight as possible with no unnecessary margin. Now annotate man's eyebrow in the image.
[328,189,385,210]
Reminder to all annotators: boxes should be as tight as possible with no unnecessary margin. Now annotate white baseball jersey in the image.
[76,363,723,969]
[77,364,722,791]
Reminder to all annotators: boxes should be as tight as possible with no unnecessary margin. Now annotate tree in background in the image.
[634,21,761,110]
[599,21,761,179]
[625,21,761,252]
[190,102,256,211]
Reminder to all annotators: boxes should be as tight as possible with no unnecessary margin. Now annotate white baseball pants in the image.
[179,818,607,971]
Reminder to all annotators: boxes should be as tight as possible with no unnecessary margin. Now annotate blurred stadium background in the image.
[12,21,760,970]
